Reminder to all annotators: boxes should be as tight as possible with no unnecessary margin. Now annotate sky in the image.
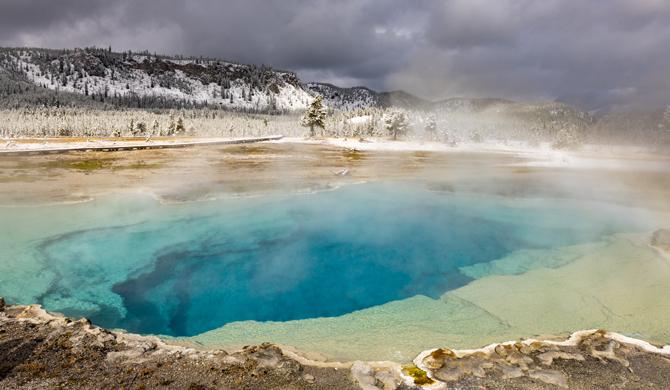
[1,0,669,109]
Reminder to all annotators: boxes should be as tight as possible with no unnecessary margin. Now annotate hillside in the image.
[0,47,313,112]
[0,47,590,116]
[3,46,667,146]
[304,83,382,110]
[589,108,670,145]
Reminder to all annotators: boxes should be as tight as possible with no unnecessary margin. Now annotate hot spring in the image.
[0,181,667,361]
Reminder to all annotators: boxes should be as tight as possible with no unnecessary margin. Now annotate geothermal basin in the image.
[1,141,669,362]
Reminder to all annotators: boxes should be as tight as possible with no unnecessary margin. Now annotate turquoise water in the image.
[0,182,657,339]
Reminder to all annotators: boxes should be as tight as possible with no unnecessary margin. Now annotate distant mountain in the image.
[0,47,616,130]
[378,90,431,109]
[556,92,612,114]
[304,84,591,124]
[589,108,669,144]
[304,83,432,110]
[432,97,513,112]
[2,47,666,146]
[304,83,381,110]
[0,47,482,112]
[0,47,313,111]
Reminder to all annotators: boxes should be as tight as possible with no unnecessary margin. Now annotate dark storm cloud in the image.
[1,0,669,107]
[390,0,670,108]
[0,0,420,89]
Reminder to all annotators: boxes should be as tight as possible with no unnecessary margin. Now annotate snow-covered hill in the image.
[304,83,430,110]
[0,47,603,132]
[304,83,381,110]
[0,47,432,112]
[0,47,314,112]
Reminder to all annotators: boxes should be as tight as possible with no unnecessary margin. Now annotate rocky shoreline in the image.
[2,298,670,389]
[412,330,670,389]
[0,298,369,389]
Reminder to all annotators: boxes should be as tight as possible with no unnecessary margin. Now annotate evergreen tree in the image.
[552,123,582,150]
[135,121,147,136]
[383,110,409,140]
[176,117,185,134]
[425,115,437,138]
[151,119,160,136]
[301,95,327,137]
[167,112,176,135]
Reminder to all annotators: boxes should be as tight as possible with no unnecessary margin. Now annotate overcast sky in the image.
[2,0,669,108]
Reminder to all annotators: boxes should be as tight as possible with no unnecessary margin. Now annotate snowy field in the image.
[0,136,283,154]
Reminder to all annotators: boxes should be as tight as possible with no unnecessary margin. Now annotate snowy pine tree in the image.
[151,119,160,136]
[301,96,327,137]
[425,115,437,139]
[176,117,186,134]
[135,121,147,136]
[552,123,582,150]
[383,110,409,140]
[166,113,176,136]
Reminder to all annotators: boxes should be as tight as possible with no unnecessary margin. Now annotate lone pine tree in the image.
[301,95,327,137]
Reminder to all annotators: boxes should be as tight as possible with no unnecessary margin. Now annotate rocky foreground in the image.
[2,298,670,389]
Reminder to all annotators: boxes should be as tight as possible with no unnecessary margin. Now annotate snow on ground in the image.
[10,53,313,112]
[346,116,372,125]
[274,137,670,171]
[0,136,283,153]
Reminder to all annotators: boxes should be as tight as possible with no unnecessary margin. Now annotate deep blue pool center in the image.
[33,183,645,336]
